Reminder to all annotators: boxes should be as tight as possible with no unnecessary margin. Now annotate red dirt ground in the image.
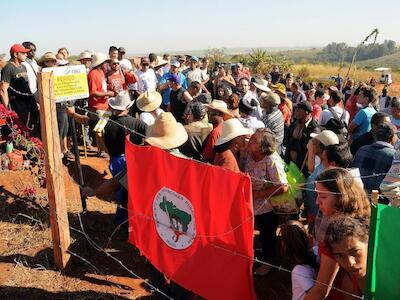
[0,152,291,299]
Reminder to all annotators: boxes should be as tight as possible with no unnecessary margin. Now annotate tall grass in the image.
[291,63,400,95]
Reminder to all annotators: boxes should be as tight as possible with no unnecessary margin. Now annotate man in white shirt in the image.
[21,41,39,97]
[239,77,262,119]
[118,47,133,71]
[183,56,209,93]
[319,87,350,126]
[133,57,158,95]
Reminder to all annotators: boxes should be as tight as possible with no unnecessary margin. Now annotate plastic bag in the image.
[270,161,305,214]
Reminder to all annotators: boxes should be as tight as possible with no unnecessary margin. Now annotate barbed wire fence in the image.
[1,105,387,299]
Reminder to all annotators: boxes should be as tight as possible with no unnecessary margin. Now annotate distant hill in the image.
[130,46,320,58]
[275,48,321,63]
[358,51,400,71]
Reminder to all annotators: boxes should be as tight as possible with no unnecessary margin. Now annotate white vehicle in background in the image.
[374,67,393,85]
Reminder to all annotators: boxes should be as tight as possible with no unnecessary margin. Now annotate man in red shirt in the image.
[87,52,115,157]
[88,52,115,112]
[107,58,128,94]
[202,100,233,162]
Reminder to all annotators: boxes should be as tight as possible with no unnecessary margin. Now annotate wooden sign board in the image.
[42,65,89,102]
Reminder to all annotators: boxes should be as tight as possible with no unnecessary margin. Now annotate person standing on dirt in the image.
[107,58,128,94]
[132,57,158,96]
[0,44,40,137]
[117,47,133,72]
[88,52,115,157]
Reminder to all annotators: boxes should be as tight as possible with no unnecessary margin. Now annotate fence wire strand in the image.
[2,100,385,300]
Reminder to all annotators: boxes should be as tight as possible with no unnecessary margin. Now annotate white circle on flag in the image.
[153,187,196,250]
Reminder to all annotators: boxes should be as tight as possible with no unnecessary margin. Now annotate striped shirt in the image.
[261,107,284,146]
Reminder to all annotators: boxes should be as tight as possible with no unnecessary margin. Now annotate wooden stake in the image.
[82,124,88,158]
[371,190,379,206]
[38,71,71,269]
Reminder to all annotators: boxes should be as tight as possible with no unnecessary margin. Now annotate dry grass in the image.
[291,63,400,95]
[0,222,51,257]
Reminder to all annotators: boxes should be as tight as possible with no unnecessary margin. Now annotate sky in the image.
[1,0,399,56]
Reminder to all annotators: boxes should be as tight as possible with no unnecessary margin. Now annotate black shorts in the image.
[57,110,69,140]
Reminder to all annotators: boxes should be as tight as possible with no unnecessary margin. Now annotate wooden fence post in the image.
[38,71,71,269]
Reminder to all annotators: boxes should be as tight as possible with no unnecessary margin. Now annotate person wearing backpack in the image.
[319,87,349,136]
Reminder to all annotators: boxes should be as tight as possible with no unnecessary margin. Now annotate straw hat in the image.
[155,56,169,68]
[270,83,286,97]
[215,118,253,146]
[253,78,271,92]
[136,91,162,112]
[91,52,109,68]
[203,100,234,117]
[145,112,188,150]
[260,92,281,107]
[78,51,92,61]
[310,130,339,146]
[38,52,57,67]
[108,91,134,111]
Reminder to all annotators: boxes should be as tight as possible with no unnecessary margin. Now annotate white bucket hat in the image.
[215,118,253,146]
[136,91,162,112]
[91,52,109,68]
[203,100,234,117]
[108,91,134,111]
[145,112,188,150]
[310,130,340,146]
[253,78,271,92]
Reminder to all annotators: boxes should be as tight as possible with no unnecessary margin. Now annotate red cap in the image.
[10,44,30,54]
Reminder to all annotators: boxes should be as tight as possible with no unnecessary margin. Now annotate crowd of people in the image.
[1,42,400,299]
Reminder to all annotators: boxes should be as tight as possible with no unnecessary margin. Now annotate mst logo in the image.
[153,187,196,250]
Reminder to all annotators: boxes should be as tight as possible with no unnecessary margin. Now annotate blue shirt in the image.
[352,141,395,192]
[305,163,325,218]
[159,72,187,105]
[352,106,376,140]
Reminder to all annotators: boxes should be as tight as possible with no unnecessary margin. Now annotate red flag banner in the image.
[125,141,256,300]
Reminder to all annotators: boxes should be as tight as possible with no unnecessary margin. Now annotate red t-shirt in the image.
[107,70,127,93]
[312,104,322,122]
[345,95,359,124]
[88,68,109,111]
[213,150,240,172]
[202,122,223,163]
[278,102,292,126]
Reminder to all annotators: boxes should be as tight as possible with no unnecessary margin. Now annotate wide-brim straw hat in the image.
[108,91,134,111]
[215,118,253,146]
[310,130,339,146]
[260,92,281,107]
[270,83,286,97]
[155,56,169,68]
[145,112,188,150]
[38,52,57,66]
[203,100,234,117]
[253,78,271,92]
[136,91,162,112]
[91,52,109,68]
